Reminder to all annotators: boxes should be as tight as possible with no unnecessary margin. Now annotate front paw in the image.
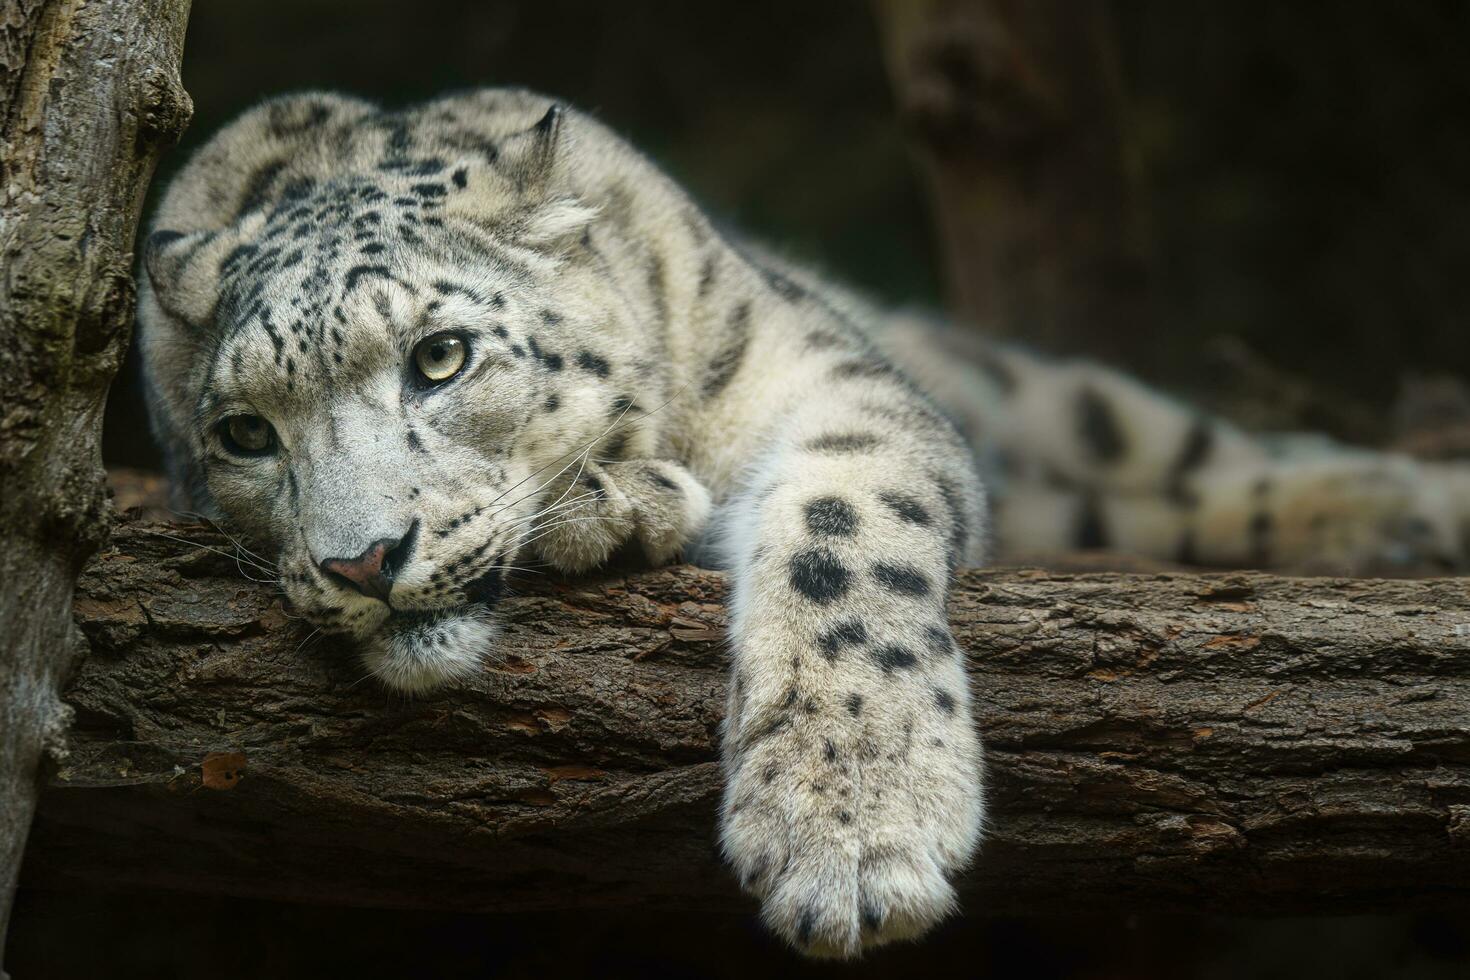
[533,459,711,573]
[720,684,982,957]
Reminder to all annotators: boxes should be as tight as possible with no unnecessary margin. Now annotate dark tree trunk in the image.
[0,1,191,966]
[873,0,1158,368]
[22,520,1470,916]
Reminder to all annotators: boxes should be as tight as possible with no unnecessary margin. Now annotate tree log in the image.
[0,0,191,963]
[20,519,1470,916]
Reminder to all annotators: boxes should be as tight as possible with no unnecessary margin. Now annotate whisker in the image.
[483,382,692,521]
[136,527,280,583]
[169,509,278,570]
[293,627,323,656]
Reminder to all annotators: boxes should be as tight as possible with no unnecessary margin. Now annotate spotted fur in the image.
[870,311,1470,574]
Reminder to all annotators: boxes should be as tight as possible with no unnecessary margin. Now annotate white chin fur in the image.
[360,608,498,694]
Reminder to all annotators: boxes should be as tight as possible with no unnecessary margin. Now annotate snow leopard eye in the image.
[218,414,276,457]
[413,332,468,384]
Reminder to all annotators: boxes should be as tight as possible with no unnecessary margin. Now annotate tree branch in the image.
[24,520,1470,915]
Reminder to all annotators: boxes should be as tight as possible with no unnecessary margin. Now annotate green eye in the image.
[414,332,468,384]
[219,414,276,456]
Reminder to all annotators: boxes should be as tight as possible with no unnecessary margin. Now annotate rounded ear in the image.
[142,225,247,328]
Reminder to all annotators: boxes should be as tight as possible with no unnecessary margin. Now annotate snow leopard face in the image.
[141,105,646,691]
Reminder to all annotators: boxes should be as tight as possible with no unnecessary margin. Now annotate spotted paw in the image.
[719,673,983,958]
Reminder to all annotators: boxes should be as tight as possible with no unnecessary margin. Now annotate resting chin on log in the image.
[21,515,1470,915]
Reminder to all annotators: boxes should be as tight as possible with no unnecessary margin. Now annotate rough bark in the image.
[0,0,191,963]
[22,519,1470,916]
[873,0,1157,367]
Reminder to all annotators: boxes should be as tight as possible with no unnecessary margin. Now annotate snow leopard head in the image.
[139,95,648,692]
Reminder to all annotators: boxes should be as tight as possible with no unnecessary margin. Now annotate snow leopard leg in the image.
[716,407,985,958]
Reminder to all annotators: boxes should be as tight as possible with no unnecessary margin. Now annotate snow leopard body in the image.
[138,89,1470,958]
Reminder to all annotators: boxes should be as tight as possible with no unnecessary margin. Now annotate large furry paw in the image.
[720,669,983,958]
[532,459,711,572]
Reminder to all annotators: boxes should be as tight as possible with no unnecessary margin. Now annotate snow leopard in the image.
[137,89,1470,958]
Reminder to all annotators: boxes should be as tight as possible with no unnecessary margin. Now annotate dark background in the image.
[25,1,1470,976]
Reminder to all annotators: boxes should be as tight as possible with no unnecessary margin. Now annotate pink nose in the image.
[319,536,402,602]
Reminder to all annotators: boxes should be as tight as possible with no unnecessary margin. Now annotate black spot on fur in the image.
[583,473,605,498]
[1078,387,1127,463]
[818,618,867,661]
[237,160,287,217]
[804,329,847,351]
[702,301,750,398]
[1075,494,1109,549]
[697,254,718,298]
[1176,529,1200,566]
[831,358,894,380]
[527,337,563,371]
[280,177,315,202]
[976,351,1017,394]
[543,393,560,413]
[576,349,611,378]
[932,474,969,576]
[797,906,816,946]
[871,645,919,671]
[1167,418,1215,504]
[872,562,931,597]
[845,693,863,716]
[431,279,481,301]
[1249,510,1274,566]
[823,740,838,763]
[379,157,445,176]
[804,432,881,454]
[218,243,258,276]
[344,264,391,292]
[761,265,807,303]
[789,548,852,604]
[879,491,933,526]
[609,395,641,419]
[924,625,951,657]
[267,99,331,138]
[452,167,468,188]
[805,496,859,537]
[933,689,957,715]
[602,431,629,460]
